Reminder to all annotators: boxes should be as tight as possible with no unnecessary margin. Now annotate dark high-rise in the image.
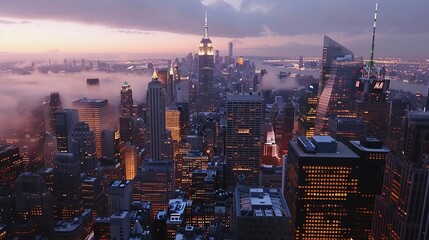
[55,109,79,153]
[69,121,97,174]
[120,82,133,117]
[328,117,367,143]
[387,98,410,154]
[198,11,214,111]
[52,152,83,221]
[371,111,429,240]
[48,92,63,135]
[0,145,23,189]
[15,172,54,237]
[298,84,318,138]
[226,92,263,188]
[146,70,167,160]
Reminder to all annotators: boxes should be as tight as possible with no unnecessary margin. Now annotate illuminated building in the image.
[166,106,181,142]
[270,98,295,155]
[387,99,410,154]
[53,209,93,240]
[286,136,360,239]
[133,159,174,217]
[319,35,354,96]
[298,84,318,138]
[226,92,263,188]
[176,150,208,193]
[315,58,362,135]
[348,137,389,239]
[55,109,79,153]
[189,170,218,233]
[328,117,367,142]
[261,123,280,166]
[0,145,23,189]
[120,81,134,117]
[99,157,124,183]
[146,70,167,160]
[119,116,134,144]
[81,175,107,218]
[355,3,391,143]
[232,187,292,240]
[236,56,244,66]
[123,143,138,180]
[52,152,83,221]
[15,172,54,238]
[165,198,191,239]
[107,180,132,214]
[198,11,214,112]
[69,121,97,174]
[73,98,109,157]
[371,112,429,240]
[94,217,111,240]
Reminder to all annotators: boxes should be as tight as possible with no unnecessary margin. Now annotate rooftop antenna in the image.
[369,2,378,67]
[204,9,208,39]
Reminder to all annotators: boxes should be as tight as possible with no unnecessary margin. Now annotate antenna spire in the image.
[369,2,378,67]
[204,9,208,38]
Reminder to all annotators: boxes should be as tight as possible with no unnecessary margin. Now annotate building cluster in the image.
[0,8,429,240]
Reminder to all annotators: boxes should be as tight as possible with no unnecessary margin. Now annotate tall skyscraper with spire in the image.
[355,2,391,143]
[198,10,214,111]
[146,70,166,160]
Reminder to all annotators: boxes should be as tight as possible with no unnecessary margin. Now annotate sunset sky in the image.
[0,0,428,59]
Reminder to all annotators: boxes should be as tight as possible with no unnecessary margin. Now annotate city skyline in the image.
[0,0,428,59]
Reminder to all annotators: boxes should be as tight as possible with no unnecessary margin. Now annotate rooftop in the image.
[73,97,108,107]
[54,209,91,232]
[226,92,263,102]
[236,187,291,218]
[110,180,131,188]
[290,140,359,159]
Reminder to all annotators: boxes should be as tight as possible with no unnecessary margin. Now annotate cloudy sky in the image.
[0,0,428,59]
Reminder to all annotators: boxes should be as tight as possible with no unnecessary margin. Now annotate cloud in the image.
[0,0,426,38]
[0,71,152,135]
[0,18,31,24]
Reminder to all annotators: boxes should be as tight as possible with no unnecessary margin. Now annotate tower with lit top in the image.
[198,10,215,111]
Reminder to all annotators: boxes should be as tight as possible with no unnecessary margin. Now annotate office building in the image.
[298,84,318,138]
[319,35,354,96]
[47,92,63,135]
[133,159,174,216]
[53,209,93,240]
[0,145,23,189]
[166,106,181,142]
[176,150,208,193]
[73,98,109,157]
[120,82,133,117]
[110,211,131,240]
[123,143,138,180]
[107,180,132,214]
[371,112,429,239]
[102,129,121,160]
[286,136,360,239]
[226,92,263,188]
[146,70,167,160]
[198,11,214,111]
[387,98,410,154]
[69,121,97,173]
[348,137,389,239]
[119,116,134,144]
[15,172,54,237]
[232,187,292,240]
[228,41,233,63]
[315,57,362,135]
[81,175,107,218]
[55,109,79,153]
[52,152,83,221]
[328,117,367,142]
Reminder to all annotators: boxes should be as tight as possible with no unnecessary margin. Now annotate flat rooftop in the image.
[226,92,263,102]
[349,140,390,153]
[73,97,108,106]
[236,187,291,218]
[110,180,131,188]
[290,141,359,159]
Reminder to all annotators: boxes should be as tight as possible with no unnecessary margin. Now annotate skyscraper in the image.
[298,84,318,138]
[48,92,63,135]
[0,145,23,189]
[286,136,360,239]
[69,121,97,174]
[120,82,133,117]
[319,36,354,96]
[73,98,109,157]
[198,11,214,111]
[146,70,167,160]
[55,109,79,153]
[387,98,410,153]
[315,56,362,135]
[228,41,233,63]
[52,152,83,221]
[15,172,54,237]
[328,117,367,142]
[371,111,429,240]
[226,92,263,188]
